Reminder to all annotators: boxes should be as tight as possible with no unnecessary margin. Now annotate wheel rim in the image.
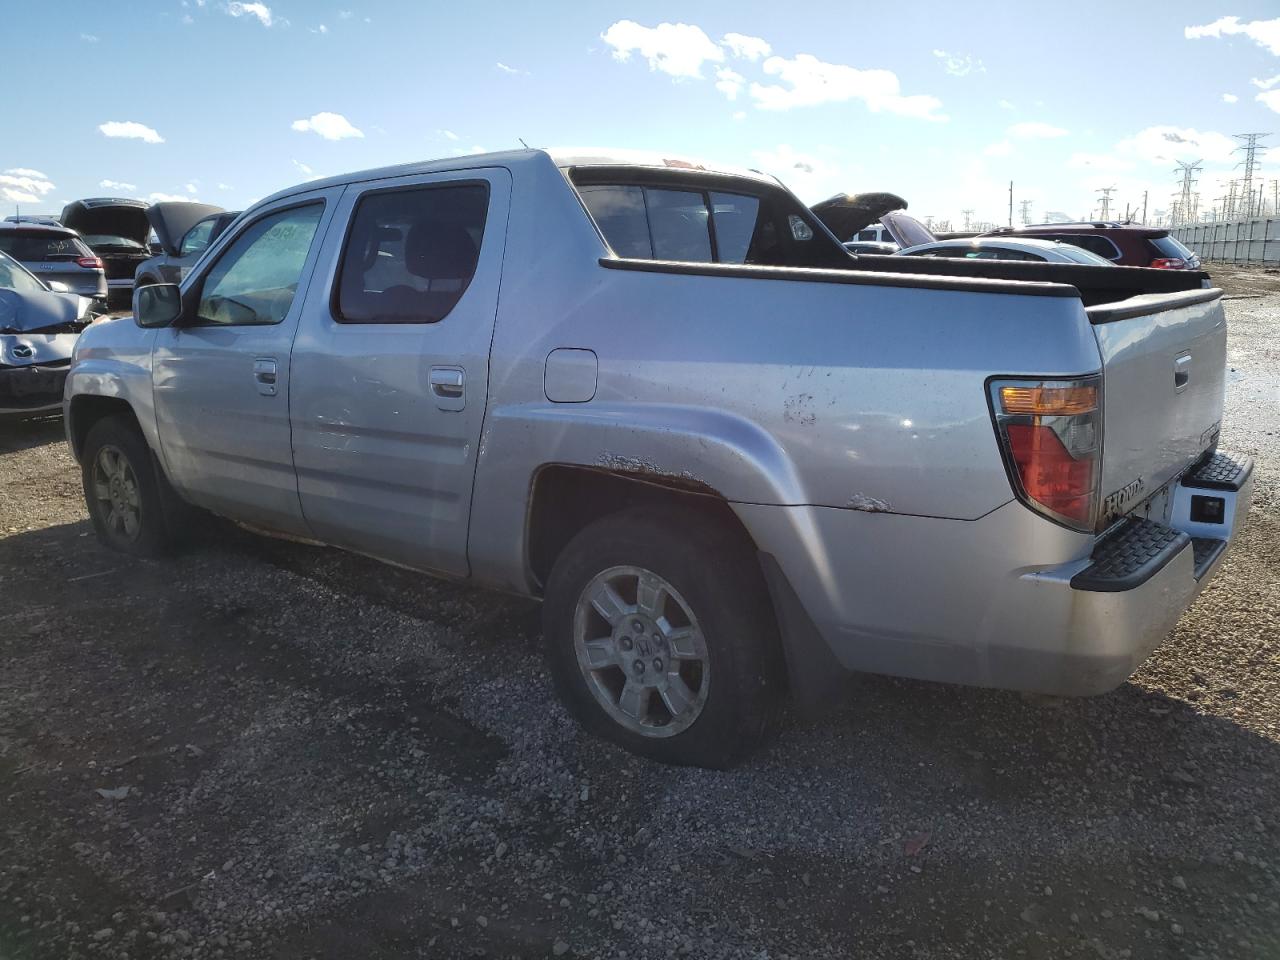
[91,444,142,542]
[572,565,710,738]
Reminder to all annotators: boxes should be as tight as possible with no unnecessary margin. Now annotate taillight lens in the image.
[1148,257,1187,270]
[76,256,103,269]
[990,377,1101,530]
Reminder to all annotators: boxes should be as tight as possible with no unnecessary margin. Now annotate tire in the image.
[81,415,185,558]
[543,506,782,768]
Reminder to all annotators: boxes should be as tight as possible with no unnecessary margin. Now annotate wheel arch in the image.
[67,395,142,464]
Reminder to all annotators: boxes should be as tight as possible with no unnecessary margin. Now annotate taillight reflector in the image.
[76,256,103,269]
[1005,423,1097,525]
[1148,257,1187,270]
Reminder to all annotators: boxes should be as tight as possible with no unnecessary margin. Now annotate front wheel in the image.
[81,416,180,557]
[543,506,782,768]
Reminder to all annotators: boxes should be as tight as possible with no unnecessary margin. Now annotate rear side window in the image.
[1148,235,1195,260]
[577,181,836,268]
[336,183,488,324]
[0,231,89,261]
[195,203,323,326]
[1049,234,1120,260]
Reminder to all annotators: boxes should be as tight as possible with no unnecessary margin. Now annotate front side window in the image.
[195,203,323,326]
[335,183,489,324]
[180,219,216,257]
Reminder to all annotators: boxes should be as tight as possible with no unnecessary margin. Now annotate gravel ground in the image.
[2,268,1278,960]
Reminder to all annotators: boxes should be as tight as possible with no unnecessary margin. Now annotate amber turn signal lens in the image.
[999,384,1098,417]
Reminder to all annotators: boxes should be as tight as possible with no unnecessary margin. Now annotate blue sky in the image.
[6,2,1280,228]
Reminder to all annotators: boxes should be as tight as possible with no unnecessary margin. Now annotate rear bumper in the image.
[0,365,69,415]
[740,451,1254,700]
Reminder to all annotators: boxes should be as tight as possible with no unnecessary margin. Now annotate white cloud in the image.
[715,67,746,100]
[495,61,526,75]
[1008,121,1069,139]
[1259,90,1280,114]
[149,192,198,203]
[751,144,843,202]
[998,99,1015,110]
[732,110,747,121]
[750,53,944,120]
[439,129,460,141]
[721,32,770,60]
[292,159,314,175]
[1185,16,1280,55]
[601,20,724,79]
[218,182,233,191]
[290,112,363,140]
[1116,125,1237,164]
[0,169,55,205]
[983,140,1013,157]
[80,32,99,42]
[99,178,137,191]
[1222,93,1239,103]
[1253,74,1280,90]
[98,120,164,143]
[932,49,985,77]
[226,1,274,27]
[310,23,328,34]
[338,9,352,18]
[185,182,199,193]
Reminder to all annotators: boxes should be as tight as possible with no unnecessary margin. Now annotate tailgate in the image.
[1088,289,1226,526]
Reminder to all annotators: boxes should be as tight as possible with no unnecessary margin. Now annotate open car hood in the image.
[147,202,226,257]
[0,287,88,335]
[60,198,151,246]
[809,192,908,240]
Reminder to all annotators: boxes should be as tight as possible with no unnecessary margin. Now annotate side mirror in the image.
[135,283,183,328]
[47,280,71,293]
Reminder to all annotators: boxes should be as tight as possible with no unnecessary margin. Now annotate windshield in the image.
[0,252,48,294]
[0,231,88,261]
[82,234,147,251]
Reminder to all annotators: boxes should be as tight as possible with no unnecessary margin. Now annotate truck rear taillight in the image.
[989,377,1101,531]
[1148,257,1187,270]
[77,256,104,269]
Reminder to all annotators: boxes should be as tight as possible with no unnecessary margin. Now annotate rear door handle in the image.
[254,357,278,396]
[429,366,465,410]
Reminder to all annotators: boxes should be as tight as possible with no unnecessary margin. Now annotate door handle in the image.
[429,366,465,410]
[254,357,278,396]
[1174,353,1191,392]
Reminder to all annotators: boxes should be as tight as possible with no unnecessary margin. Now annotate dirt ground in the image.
[2,268,1279,960]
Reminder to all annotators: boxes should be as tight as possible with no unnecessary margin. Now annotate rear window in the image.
[1148,235,1195,260]
[574,176,844,268]
[0,231,90,261]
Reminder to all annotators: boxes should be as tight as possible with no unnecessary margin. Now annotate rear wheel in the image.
[543,506,781,768]
[81,416,182,557]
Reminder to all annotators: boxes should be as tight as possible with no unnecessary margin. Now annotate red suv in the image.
[982,222,1201,270]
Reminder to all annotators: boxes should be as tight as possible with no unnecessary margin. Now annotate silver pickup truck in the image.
[64,149,1252,767]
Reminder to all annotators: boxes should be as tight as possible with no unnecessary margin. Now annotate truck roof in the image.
[256,148,777,209]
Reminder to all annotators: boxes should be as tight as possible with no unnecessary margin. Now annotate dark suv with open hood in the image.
[61,198,153,305]
[135,202,240,287]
